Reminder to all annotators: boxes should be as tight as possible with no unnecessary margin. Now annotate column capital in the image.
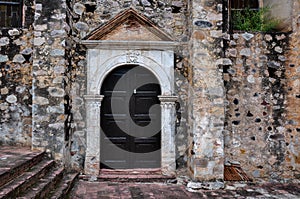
[158,95,177,109]
[158,95,178,103]
[84,95,104,109]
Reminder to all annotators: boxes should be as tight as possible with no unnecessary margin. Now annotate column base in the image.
[84,156,100,176]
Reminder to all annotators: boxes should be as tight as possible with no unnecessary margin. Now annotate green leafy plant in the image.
[232,7,280,32]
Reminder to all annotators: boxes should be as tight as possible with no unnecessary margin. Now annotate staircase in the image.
[0,147,78,199]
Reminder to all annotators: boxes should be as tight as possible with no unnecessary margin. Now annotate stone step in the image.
[0,147,78,198]
[0,150,46,188]
[49,172,79,199]
[96,174,176,183]
[16,167,64,199]
[81,169,176,183]
[0,159,55,199]
[100,168,162,175]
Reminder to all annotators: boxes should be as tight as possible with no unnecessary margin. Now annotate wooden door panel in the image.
[101,65,161,169]
[132,151,161,168]
[102,118,128,135]
[101,137,130,169]
[102,138,128,151]
[101,160,128,169]
[134,119,151,127]
[135,73,155,85]
[134,137,161,153]
[133,119,160,137]
[105,73,128,91]
[103,97,127,114]
[134,97,158,114]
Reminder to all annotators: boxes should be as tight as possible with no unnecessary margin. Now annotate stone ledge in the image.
[81,40,179,50]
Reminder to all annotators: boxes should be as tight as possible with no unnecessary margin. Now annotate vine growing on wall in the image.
[232,7,280,32]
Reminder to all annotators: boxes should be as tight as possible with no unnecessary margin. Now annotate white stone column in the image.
[158,95,178,176]
[83,95,104,175]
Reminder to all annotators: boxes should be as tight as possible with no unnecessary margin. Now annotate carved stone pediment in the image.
[85,8,173,41]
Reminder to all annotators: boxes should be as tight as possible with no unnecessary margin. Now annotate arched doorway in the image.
[83,36,177,176]
[100,65,162,169]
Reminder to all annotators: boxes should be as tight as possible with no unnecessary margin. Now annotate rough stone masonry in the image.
[0,0,299,182]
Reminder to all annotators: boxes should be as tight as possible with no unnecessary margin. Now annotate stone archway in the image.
[81,8,177,176]
[82,44,177,176]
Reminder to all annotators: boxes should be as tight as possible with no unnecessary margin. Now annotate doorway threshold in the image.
[81,169,176,183]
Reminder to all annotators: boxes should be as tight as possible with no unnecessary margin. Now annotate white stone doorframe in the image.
[82,40,177,176]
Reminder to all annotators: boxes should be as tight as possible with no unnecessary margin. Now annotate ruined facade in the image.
[0,0,299,182]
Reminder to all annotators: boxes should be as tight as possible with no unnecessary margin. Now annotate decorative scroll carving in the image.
[126,50,140,63]
[158,95,178,108]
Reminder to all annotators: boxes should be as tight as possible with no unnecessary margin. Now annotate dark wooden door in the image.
[100,65,161,169]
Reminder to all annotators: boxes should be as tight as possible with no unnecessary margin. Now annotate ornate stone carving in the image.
[158,95,178,108]
[126,50,140,63]
[84,95,104,110]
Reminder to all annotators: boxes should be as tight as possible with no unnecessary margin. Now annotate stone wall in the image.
[0,0,34,146]
[0,28,32,146]
[223,32,290,180]
[187,0,225,181]
[32,0,68,161]
[284,0,300,179]
[222,0,300,182]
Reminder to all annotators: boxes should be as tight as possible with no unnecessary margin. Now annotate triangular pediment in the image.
[86,8,173,41]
